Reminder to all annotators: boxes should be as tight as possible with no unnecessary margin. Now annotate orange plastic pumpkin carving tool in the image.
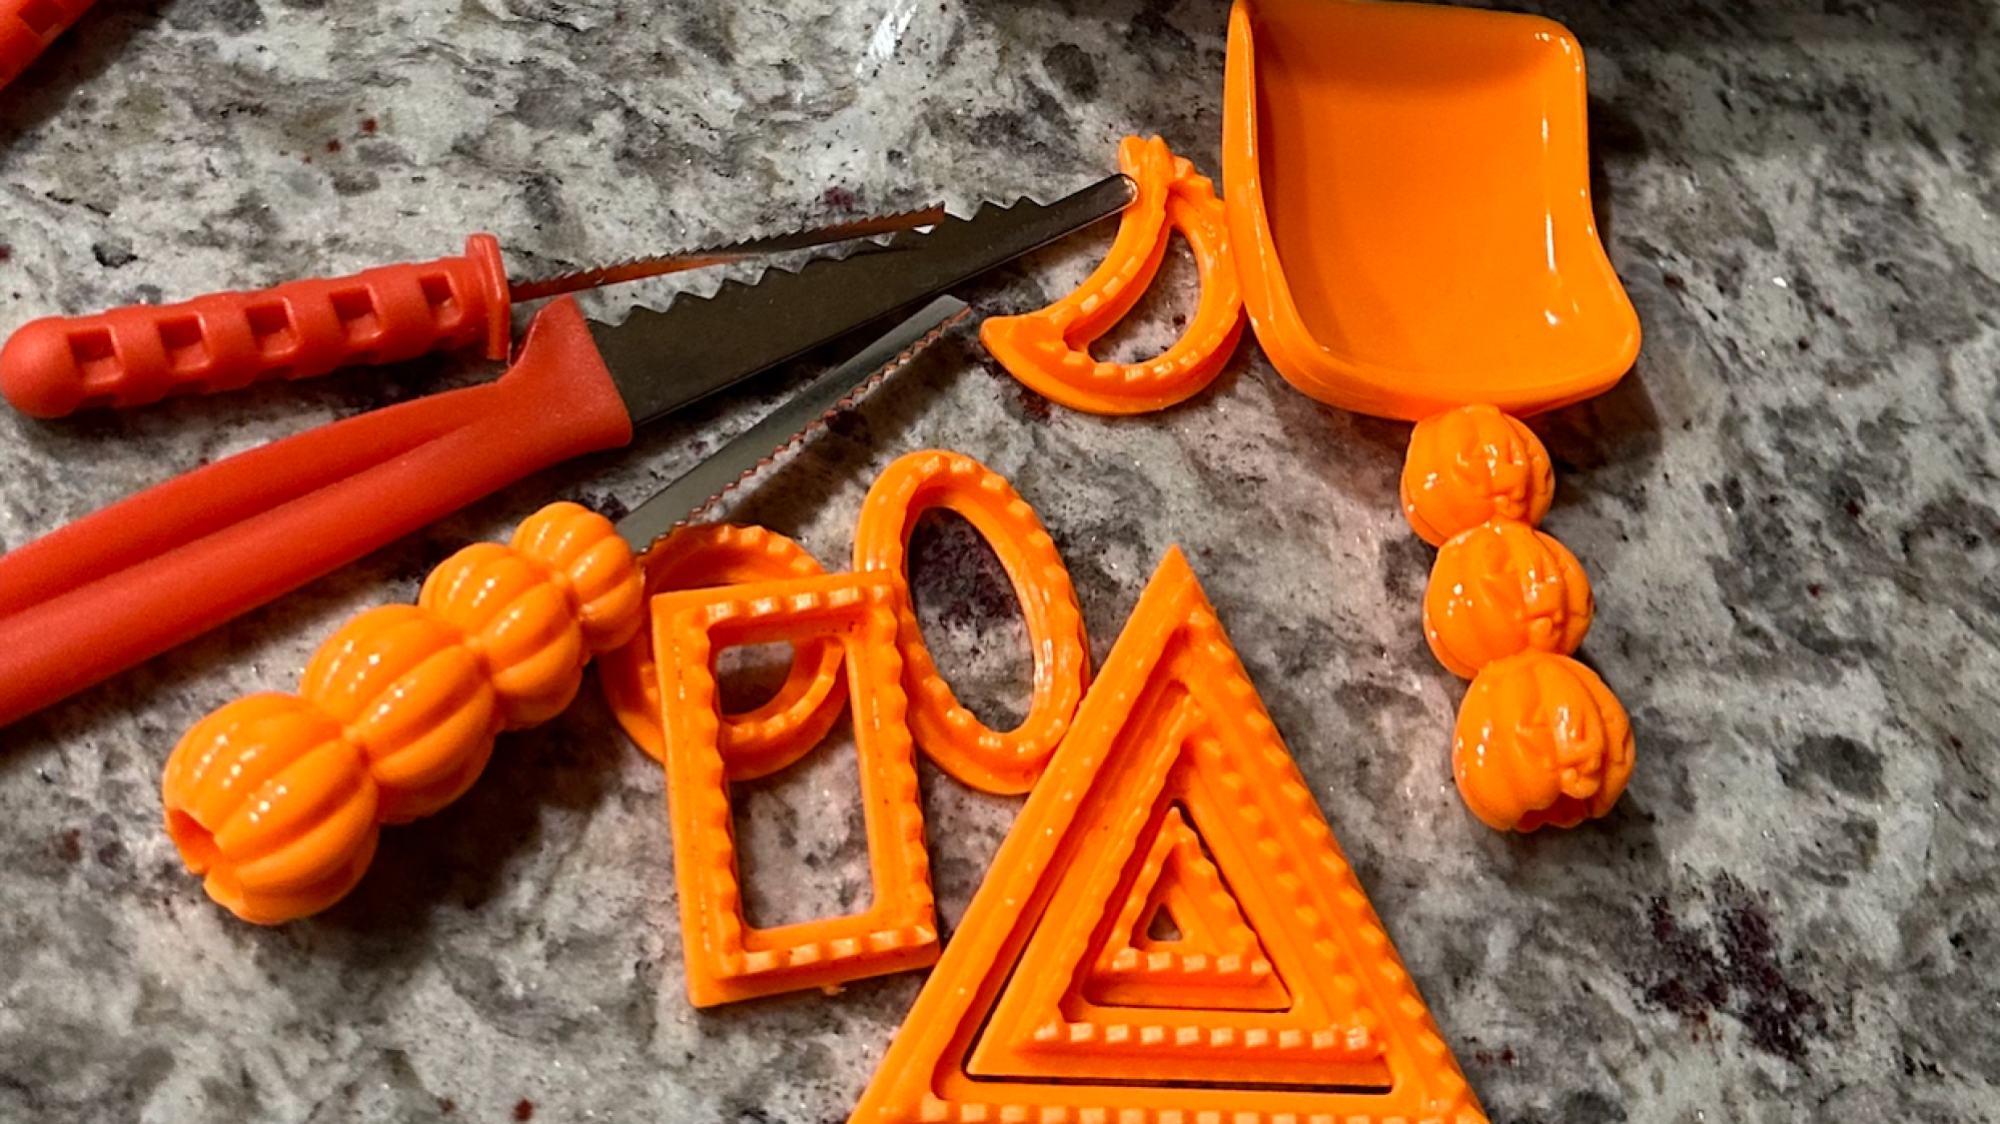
[981,135,1245,416]
[642,450,1093,1005]
[852,450,1091,795]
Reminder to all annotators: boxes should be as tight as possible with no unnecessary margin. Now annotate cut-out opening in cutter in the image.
[728,712,874,931]
[713,640,801,714]
[906,508,1031,732]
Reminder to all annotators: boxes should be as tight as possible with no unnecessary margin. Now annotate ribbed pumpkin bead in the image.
[1401,405,1555,546]
[300,605,500,823]
[1452,651,1634,832]
[420,542,589,728]
[164,502,646,925]
[511,501,646,652]
[1423,520,1593,679]
[162,694,382,925]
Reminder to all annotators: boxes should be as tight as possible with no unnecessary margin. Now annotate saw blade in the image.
[614,294,971,553]
[590,174,1137,430]
[507,204,948,302]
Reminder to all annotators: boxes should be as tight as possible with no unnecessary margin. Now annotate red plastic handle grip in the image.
[0,235,513,418]
[0,0,96,90]
[0,296,633,729]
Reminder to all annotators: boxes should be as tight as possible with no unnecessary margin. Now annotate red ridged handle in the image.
[0,296,633,729]
[0,235,513,418]
[0,0,96,90]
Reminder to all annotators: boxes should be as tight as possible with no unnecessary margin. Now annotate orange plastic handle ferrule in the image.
[0,296,633,730]
[981,135,1245,415]
[0,0,96,91]
[0,234,512,417]
[161,502,646,924]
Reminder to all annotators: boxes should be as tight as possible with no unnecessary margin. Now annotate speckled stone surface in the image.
[2,0,1998,1120]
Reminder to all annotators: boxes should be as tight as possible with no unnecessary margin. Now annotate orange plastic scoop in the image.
[1222,0,1640,421]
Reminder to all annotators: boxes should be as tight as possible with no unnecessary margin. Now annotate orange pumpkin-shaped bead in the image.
[1402,405,1555,546]
[1452,651,1634,832]
[420,542,588,728]
[162,693,382,924]
[512,501,646,652]
[300,605,500,823]
[1424,520,1593,679]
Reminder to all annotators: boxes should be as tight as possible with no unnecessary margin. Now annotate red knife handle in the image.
[0,235,513,418]
[0,0,95,90]
[0,296,632,729]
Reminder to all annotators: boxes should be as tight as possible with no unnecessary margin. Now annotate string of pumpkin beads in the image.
[1400,405,1636,832]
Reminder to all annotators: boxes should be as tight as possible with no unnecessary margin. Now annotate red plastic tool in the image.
[0,0,93,92]
[0,177,1136,730]
[0,212,942,418]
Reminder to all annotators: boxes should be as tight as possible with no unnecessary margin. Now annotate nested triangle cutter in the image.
[848,547,1488,1123]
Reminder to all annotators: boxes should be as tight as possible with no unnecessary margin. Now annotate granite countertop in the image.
[2,1,1996,1120]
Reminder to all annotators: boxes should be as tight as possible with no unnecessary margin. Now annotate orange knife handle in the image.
[160,502,644,925]
[0,0,96,91]
[0,235,512,417]
[0,297,632,730]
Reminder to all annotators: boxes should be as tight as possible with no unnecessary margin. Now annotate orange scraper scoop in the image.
[1223,0,1640,420]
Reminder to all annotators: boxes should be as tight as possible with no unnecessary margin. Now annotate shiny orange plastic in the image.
[848,547,1486,1124]
[160,503,644,924]
[1400,404,1631,828]
[627,450,1092,1005]
[981,136,1244,415]
[1424,519,1593,679]
[599,523,845,779]
[1402,404,1556,547]
[1080,805,1289,1013]
[1222,0,1640,420]
[1453,651,1634,832]
[652,571,938,1007]
[853,449,1090,794]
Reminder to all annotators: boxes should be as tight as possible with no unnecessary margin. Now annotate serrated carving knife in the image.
[0,206,948,418]
[0,174,1137,728]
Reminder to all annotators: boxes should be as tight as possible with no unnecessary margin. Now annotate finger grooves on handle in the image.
[0,235,512,417]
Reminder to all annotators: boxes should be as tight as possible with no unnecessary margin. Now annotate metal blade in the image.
[591,174,1137,429]
[507,204,948,302]
[615,295,970,552]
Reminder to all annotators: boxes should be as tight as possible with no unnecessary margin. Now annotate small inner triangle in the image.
[1077,802,1291,1012]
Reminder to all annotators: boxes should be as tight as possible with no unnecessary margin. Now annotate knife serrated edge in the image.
[614,295,972,553]
[507,203,948,302]
[590,175,1137,429]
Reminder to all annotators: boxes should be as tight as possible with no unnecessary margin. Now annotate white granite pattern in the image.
[3,1,1999,1121]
